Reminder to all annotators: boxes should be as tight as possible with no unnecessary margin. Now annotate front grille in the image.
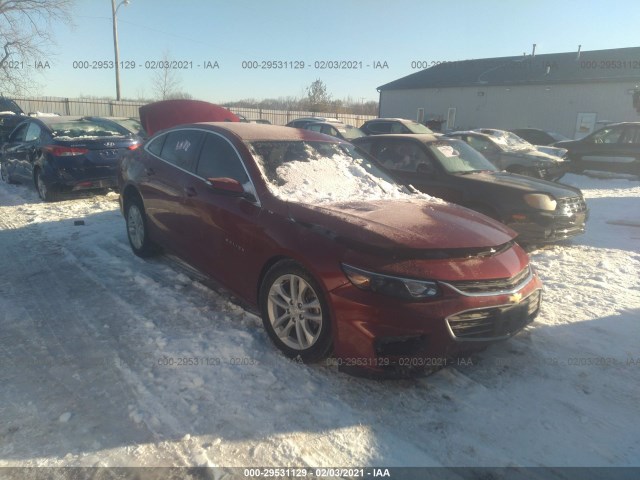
[445,265,531,295]
[557,196,587,215]
[447,289,541,340]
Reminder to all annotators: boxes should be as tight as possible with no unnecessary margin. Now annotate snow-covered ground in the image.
[0,173,638,473]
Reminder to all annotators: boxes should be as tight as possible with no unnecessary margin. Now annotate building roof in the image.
[379,47,640,91]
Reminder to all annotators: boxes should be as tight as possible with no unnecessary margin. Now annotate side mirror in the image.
[209,177,245,194]
[208,177,257,202]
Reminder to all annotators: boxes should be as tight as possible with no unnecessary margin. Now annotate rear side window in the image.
[25,123,42,142]
[159,130,204,171]
[375,140,428,172]
[146,134,166,156]
[195,133,249,183]
[367,122,391,134]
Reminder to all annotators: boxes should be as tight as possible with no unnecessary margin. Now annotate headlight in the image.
[342,264,439,300]
[524,193,557,211]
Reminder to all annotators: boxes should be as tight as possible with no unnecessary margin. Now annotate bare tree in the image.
[151,50,183,100]
[0,0,74,95]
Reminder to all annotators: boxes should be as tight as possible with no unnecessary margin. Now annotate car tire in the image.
[259,260,333,363]
[35,169,58,202]
[124,195,159,258]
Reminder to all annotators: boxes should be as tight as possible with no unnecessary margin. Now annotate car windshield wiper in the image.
[454,169,493,174]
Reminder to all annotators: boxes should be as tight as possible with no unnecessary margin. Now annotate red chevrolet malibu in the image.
[118,123,543,376]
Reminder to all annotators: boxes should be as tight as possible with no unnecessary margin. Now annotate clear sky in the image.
[24,0,640,103]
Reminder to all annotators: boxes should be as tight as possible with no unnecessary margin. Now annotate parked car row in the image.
[0,102,602,378]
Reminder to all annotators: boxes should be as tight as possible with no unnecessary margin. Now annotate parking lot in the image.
[0,172,638,469]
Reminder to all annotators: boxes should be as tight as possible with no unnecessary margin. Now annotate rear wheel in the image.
[259,260,332,363]
[35,169,58,202]
[125,195,159,257]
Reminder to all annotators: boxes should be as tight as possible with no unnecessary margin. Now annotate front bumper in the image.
[328,268,543,377]
[506,197,588,244]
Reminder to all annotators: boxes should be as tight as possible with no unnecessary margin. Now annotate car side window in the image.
[146,134,166,156]
[591,127,623,144]
[196,133,249,184]
[10,122,29,142]
[376,140,428,172]
[466,136,492,152]
[159,130,204,171]
[620,126,640,144]
[368,122,390,134]
[306,124,322,132]
[25,123,42,142]
[323,126,339,137]
[390,123,405,133]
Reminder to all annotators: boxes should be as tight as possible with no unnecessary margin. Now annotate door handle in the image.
[183,186,197,197]
[145,167,155,176]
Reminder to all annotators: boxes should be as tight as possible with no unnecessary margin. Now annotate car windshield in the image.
[405,122,434,134]
[338,126,365,140]
[487,130,533,151]
[49,119,126,140]
[427,140,499,174]
[248,140,420,204]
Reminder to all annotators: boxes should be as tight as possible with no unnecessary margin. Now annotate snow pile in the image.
[255,144,436,204]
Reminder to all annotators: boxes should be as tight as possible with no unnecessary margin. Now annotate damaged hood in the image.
[287,199,516,255]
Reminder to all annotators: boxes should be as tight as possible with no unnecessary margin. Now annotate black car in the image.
[447,130,566,181]
[554,122,640,176]
[302,122,365,141]
[360,118,434,135]
[0,116,140,201]
[352,134,588,244]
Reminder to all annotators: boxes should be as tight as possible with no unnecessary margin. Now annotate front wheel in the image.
[260,260,332,363]
[125,196,159,257]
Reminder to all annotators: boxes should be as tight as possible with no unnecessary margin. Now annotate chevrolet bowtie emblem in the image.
[509,293,522,304]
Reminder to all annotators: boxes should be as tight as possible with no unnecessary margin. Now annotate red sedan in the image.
[118,122,542,377]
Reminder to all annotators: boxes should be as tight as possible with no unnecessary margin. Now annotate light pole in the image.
[111,0,130,101]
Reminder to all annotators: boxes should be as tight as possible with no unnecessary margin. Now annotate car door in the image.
[2,122,29,180]
[20,122,44,180]
[137,128,205,254]
[181,131,265,301]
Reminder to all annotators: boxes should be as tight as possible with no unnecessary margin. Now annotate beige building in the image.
[378,46,640,139]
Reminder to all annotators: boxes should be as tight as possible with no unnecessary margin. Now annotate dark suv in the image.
[353,134,588,244]
[554,122,640,176]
